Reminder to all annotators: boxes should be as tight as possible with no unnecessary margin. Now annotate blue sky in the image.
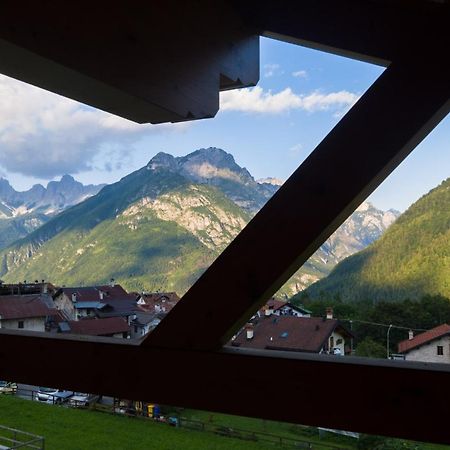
[0,37,448,212]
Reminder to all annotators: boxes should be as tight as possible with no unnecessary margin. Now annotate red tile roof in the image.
[57,285,137,302]
[265,298,287,311]
[230,316,352,353]
[138,292,179,314]
[65,317,130,336]
[0,295,53,320]
[398,324,450,353]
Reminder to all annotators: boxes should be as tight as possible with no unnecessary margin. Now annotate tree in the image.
[355,337,386,359]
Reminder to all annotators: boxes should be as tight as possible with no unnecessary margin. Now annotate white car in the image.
[69,393,97,407]
[35,387,74,404]
[0,381,17,394]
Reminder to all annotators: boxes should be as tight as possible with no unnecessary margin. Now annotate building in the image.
[132,292,180,338]
[136,292,179,314]
[0,282,56,297]
[230,315,352,355]
[58,317,131,339]
[53,284,139,322]
[261,298,312,318]
[0,295,55,332]
[398,324,450,363]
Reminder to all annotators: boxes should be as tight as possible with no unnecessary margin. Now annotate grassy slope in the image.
[303,178,450,302]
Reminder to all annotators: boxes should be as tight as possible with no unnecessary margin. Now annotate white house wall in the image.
[404,336,450,364]
[0,317,46,332]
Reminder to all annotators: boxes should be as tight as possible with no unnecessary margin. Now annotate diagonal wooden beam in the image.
[145,60,450,351]
[2,329,450,444]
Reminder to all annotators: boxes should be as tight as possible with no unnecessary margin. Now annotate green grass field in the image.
[0,396,278,450]
[1,396,449,450]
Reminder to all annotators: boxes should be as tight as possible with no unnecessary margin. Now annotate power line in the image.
[340,318,428,332]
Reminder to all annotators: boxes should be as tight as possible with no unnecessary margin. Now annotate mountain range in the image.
[300,178,450,302]
[0,175,104,249]
[0,148,399,295]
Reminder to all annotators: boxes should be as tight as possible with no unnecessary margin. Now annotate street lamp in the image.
[386,324,393,359]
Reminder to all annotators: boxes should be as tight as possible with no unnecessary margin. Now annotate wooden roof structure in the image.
[0,0,449,444]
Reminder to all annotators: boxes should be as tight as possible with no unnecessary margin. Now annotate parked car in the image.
[68,393,98,408]
[0,381,17,394]
[35,387,74,404]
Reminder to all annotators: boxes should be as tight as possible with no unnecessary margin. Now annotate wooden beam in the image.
[232,0,449,66]
[145,59,450,351]
[1,329,450,444]
[0,1,259,123]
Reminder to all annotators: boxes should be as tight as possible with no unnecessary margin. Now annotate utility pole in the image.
[350,320,354,354]
[386,324,393,359]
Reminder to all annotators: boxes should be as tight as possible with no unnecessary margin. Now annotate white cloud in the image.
[292,70,308,79]
[288,143,304,156]
[220,86,359,115]
[0,75,186,178]
[263,63,283,78]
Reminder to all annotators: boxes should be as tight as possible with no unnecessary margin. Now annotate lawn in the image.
[0,396,277,450]
[1,396,449,450]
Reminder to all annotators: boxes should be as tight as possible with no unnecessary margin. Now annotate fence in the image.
[0,425,45,450]
[88,404,347,449]
[177,418,348,449]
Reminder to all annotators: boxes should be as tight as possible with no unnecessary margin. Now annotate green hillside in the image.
[0,181,248,293]
[301,178,450,302]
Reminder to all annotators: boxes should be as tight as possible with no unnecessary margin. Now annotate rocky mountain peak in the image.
[59,174,76,184]
[181,147,237,168]
[147,152,178,172]
[257,177,284,186]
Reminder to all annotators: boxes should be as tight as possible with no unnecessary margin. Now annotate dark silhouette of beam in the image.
[145,60,449,351]
[0,1,259,123]
[233,0,449,65]
[2,329,450,444]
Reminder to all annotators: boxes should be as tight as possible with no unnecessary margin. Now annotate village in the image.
[1,280,449,449]
[1,280,447,364]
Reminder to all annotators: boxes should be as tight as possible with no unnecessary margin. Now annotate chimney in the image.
[264,303,274,316]
[408,330,414,340]
[71,293,77,303]
[99,290,104,300]
[326,307,333,320]
[110,278,115,287]
[245,323,254,340]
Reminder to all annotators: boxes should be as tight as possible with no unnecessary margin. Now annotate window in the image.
[18,321,24,329]
[437,346,444,356]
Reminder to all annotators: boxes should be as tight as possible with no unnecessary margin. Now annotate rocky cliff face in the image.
[281,202,400,296]
[148,148,277,212]
[0,175,105,249]
[0,175,104,218]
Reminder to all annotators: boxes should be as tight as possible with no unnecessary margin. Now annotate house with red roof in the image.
[57,317,131,339]
[0,295,55,332]
[398,324,450,363]
[230,315,353,355]
[260,298,312,318]
[53,283,138,322]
